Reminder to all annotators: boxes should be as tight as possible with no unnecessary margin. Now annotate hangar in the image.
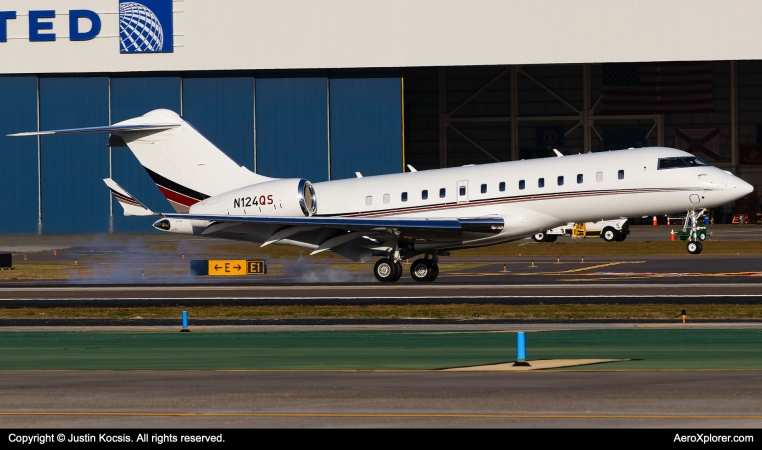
[1,0,761,233]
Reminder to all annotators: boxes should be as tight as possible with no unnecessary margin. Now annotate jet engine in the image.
[190,178,317,217]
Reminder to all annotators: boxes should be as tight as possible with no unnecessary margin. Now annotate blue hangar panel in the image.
[0,77,39,233]
[255,76,328,182]
[111,76,181,232]
[329,75,403,180]
[182,77,255,171]
[40,77,110,234]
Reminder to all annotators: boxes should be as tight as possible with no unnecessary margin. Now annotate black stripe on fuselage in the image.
[143,167,210,201]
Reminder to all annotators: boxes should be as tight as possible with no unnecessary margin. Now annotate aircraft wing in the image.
[162,213,504,261]
[163,213,503,236]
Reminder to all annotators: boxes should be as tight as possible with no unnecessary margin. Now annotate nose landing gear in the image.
[683,208,706,255]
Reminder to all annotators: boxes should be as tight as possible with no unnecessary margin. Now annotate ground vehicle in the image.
[533,219,630,242]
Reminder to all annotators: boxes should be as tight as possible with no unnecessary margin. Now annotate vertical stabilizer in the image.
[113,109,272,212]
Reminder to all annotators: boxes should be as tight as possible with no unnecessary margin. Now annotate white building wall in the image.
[1,0,762,74]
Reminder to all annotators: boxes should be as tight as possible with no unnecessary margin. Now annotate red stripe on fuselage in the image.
[157,185,200,207]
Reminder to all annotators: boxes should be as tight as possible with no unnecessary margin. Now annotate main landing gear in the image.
[373,258,403,282]
[373,253,439,282]
[683,208,706,255]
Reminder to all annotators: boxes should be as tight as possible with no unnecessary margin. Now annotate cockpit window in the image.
[658,158,688,169]
[658,157,710,170]
[683,157,709,167]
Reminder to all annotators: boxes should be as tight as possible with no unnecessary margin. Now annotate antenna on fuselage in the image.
[553,149,563,158]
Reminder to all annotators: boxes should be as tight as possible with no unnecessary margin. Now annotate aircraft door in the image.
[457,180,469,203]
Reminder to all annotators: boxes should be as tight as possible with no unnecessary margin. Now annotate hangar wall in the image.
[3,1,762,73]
[0,71,403,234]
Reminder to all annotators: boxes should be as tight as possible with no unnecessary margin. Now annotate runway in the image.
[1,370,761,427]
[0,255,761,306]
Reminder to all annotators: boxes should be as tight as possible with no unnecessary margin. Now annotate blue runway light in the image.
[514,331,530,366]
[180,311,190,332]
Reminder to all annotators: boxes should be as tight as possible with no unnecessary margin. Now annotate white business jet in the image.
[11,109,753,282]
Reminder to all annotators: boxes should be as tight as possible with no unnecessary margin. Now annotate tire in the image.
[374,258,397,282]
[429,264,439,282]
[544,235,558,243]
[602,227,617,242]
[391,261,403,282]
[687,241,703,255]
[698,231,707,241]
[615,232,627,242]
[410,259,434,282]
[532,232,546,242]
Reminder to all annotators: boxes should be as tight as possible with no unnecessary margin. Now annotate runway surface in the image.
[1,255,762,306]
[1,370,761,428]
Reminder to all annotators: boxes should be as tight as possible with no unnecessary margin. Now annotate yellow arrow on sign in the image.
[208,260,247,276]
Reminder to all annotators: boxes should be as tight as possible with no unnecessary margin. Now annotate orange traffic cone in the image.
[670,229,675,241]
[653,216,658,226]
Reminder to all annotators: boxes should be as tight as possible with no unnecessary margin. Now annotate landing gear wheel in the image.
[374,258,398,282]
[687,241,703,255]
[602,227,618,242]
[533,232,557,243]
[429,264,439,282]
[391,261,403,282]
[698,231,707,241]
[410,259,434,282]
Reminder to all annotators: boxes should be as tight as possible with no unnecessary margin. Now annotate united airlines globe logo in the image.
[119,2,164,53]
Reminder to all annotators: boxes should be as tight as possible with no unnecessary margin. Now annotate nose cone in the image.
[740,179,754,196]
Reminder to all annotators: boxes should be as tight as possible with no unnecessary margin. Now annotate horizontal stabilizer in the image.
[104,178,156,217]
[8,123,180,137]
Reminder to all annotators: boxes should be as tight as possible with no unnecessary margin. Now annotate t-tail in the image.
[9,109,272,213]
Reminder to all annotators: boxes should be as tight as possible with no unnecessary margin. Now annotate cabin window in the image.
[439,188,446,198]
[481,184,487,194]
[366,196,372,206]
[538,178,545,188]
[519,180,525,190]
[422,190,428,200]
[577,174,583,184]
[499,182,505,192]
[401,192,408,202]
[459,186,466,196]
[558,176,564,186]
[618,170,624,180]
[383,194,390,204]
[596,172,603,182]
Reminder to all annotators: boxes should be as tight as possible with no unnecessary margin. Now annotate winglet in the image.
[104,178,156,217]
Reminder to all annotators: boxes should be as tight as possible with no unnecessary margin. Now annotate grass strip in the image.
[3,304,761,320]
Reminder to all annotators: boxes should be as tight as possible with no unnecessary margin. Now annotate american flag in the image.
[601,62,714,115]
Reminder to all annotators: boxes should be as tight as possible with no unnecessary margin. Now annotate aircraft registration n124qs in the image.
[11,109,752,282]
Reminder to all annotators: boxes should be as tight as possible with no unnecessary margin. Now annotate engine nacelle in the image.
[189,178,317,217]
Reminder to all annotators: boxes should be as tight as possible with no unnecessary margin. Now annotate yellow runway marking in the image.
[0,412,760,419]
